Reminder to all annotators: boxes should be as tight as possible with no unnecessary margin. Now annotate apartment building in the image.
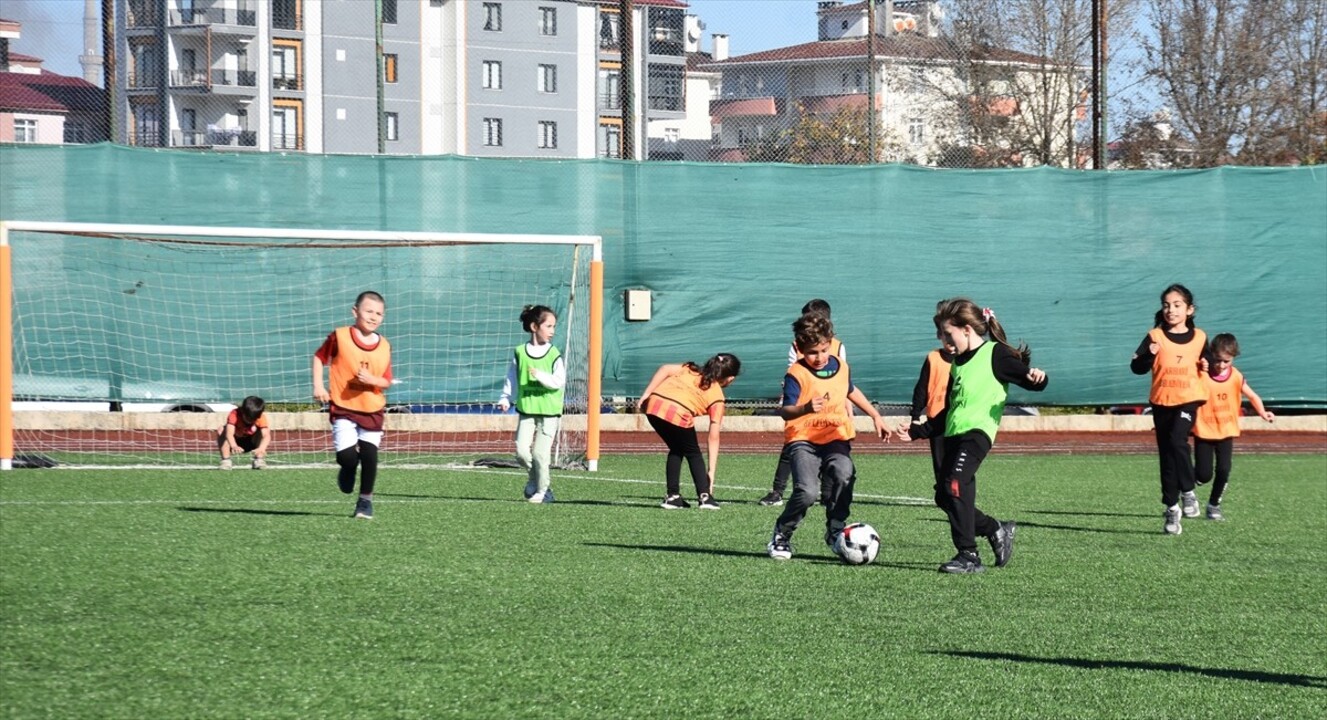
[113,0,700,159]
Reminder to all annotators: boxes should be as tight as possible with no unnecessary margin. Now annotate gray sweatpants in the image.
[773,440,856,539]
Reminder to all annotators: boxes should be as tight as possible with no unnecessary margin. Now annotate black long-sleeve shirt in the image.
[1130,327,1200,375]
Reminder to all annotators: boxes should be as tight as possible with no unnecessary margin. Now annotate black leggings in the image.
[647,414,710,498]
[1150,403,1200,507]
[336,440,379,496]
[935,431,1000,555]
[1194,437,1234,506]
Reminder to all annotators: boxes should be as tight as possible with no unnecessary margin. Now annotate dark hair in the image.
[1153,283,1196,329]
[933,297,1031,364]
[1210,333,1240,358]
[685,353,742,390]
[239,395,265,423]
[792,312,835,352]
[356,290,385,308]
[801,298,832,317]
[520,304,556,332]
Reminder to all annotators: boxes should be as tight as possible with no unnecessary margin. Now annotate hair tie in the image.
[981,307,995,322]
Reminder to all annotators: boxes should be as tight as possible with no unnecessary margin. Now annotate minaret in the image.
[79,0,103,84]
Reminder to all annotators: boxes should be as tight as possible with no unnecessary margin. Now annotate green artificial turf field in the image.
[2,454,1324,719]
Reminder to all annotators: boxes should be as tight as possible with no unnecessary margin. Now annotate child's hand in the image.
[1148,342,1160,355]
[1027,367,1046,384]
[897,420,916,442]
[313,386,330,403]
[808,394,827,413]
[1261,410,1276,423]
[356,366,377,385]
[1198,357,1209,374]
[872,416,891,441]
[498,399,510,413]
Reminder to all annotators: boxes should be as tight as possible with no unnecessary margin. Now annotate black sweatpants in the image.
[1150,402,1200,507]
[936,431,1000,556]
[1194,437,1234,506]
[647,414,710,498]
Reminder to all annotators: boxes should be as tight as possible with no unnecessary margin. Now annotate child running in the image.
[758,298,847,507]
[498,304,566,504]
[901,299,1047,574]
[313,291,392,520]
[1130,283,1208,535]
[1192,333,1275,521]
[639,353,742,510]
[767,313,891,560]
[217,395,272,469]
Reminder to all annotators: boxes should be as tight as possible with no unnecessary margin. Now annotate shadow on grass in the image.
[177,506,337,517]
[584,541,841,563]
[932,650,1327,689]
[375,492,622,507]
[1024,509,1154,519]
[921,517,1155,536]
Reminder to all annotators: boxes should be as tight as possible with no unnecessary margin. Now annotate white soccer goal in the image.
[0,221,603,470]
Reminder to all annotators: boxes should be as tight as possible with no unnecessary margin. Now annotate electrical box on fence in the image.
[624,289,652,321]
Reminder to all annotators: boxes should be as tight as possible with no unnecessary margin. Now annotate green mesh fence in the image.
[2,144,1325,406]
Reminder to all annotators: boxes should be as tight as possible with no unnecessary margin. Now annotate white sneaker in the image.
[1205,503,1224,521]
[1163,505,1183,535]
[527,491,546,504]
[251,457,266,469]
[219,458,233,470]
[1181,491,1200,518]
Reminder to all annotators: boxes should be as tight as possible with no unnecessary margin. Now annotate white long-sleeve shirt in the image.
[499,342,567,409]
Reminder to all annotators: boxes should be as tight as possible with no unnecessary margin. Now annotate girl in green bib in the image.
[904,298,1047,574]
[498,305,566,503]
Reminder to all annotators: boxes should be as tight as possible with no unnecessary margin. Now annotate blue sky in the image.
[2,0,824,81]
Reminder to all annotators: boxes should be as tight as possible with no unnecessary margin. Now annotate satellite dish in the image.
[687,27,701,43]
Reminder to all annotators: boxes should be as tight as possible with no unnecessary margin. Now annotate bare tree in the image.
[1138,0,1326,166]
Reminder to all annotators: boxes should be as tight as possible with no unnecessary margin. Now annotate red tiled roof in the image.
[7,52,43,63]
[701,36,1058,68]
[710,96,781,120]
[686,51,715,73]
[0,70,105,114]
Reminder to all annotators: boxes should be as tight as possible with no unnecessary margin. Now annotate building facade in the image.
[0,18,107,145]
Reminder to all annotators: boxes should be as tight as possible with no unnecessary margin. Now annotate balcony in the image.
[710,96,782,120]
[599,91,621,111]
[168,7,257,29]
[273,74,304,92]
[169,69,211,88]
[272,133,304,151]
[211,69,258,88]
[126,70,161,90]
[273,12,303,32]
[126,7,161,28]
[174,127,258,148]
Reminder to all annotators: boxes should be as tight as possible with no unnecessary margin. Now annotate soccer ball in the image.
[834,523,881,565]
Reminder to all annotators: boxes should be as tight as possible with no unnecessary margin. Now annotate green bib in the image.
[515,344,564,416]
[944,341,1007,442]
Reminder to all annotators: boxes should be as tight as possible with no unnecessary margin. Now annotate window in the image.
[538,121,557,149]
[273,106,299,149]
[382,0,396,24]
[602,124,621,158]
[909,117,925,146]
[483,117,503,146]
[273,46,298,89]
[599,12,619,49]
[538,64,557,94]
[600,69,621,109]
[483,2,501,31]
[647,64,683,111]
[385,112,399,141]
[384,53,398,84]
[13,118,37,143]
[663,127,679,143]
[539,6,556,36]
[482,60,502,90]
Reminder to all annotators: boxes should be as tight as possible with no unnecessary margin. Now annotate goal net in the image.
[1,222,602,470]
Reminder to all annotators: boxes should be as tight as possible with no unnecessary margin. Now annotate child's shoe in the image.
[939,551,985,574]
[1181,491,1200,518]
[1205,503,1224,521]
[660,494,691,510]
[352,498,374,520]
[758,491,784,507]
[987,520,1016,567]
[1163,504,1183,535]
[767,530,793,560]
[697,493,721,510]
[523,479,538,499]
[219,458,233,470]
[251,457,266,470]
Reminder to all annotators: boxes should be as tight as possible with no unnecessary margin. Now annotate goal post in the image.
[1,220,602,470]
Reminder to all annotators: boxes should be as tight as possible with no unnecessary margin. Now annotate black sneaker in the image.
[697,493,721,510]
[939,551,985,574]
[825,522,845,555]
[767,531,793,560]
[352,498,374,520]
[987,520,1016,568]
[660,494,691,510]
[758,491,784,507]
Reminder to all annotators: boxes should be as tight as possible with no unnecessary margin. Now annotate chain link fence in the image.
[0,0,1320,167]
